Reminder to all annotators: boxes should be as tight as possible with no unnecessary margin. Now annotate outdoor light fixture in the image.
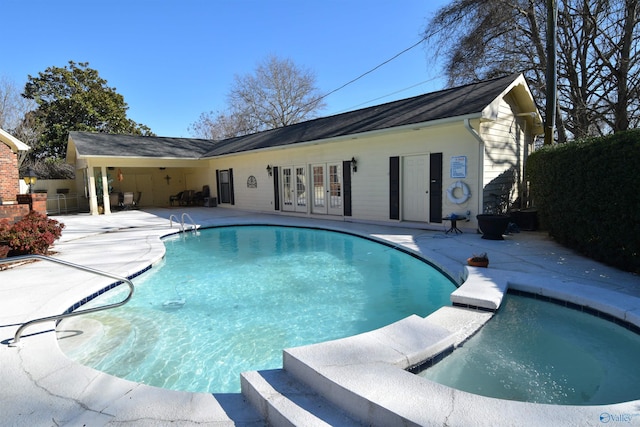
[351,157,358,173]
[266,165,273,176]
[23,167,38,194]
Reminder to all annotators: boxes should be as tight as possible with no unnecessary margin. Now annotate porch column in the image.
[87,167,99,215]
[100,166,111,214]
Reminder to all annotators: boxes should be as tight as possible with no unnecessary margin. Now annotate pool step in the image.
[278,310,493,426]
[241,369,364,427]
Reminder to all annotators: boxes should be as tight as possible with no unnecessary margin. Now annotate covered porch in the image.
[75,161,213,215]
[66,132,217,215]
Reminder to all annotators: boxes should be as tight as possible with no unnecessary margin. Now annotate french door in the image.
[282,167,294,211]
[311,163,342,215]
[281,165,307,213]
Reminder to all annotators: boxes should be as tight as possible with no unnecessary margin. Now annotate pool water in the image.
[418,294,640,405]
[58,226,456,393]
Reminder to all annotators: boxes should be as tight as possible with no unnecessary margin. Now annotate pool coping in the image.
[2,208,640,426]
[278,267,640,426]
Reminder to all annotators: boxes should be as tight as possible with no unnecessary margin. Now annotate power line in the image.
[313,36,429,106]
[330,77,441,115]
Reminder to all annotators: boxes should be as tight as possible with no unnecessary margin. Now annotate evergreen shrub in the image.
[0,212,65,255]
[526,129,640,273]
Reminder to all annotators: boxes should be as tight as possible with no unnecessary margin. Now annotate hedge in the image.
[526,129,640,273]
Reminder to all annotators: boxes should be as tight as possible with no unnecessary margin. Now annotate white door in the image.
[281,167,295,212]
[402,155,429,222]
[310,163,343,215]
[327,163,343,216]
[311,164,327,214]
[295,165,307,213]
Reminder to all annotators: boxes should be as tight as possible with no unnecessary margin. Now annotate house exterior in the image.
[66,73,543,229]
[0,128,30,203]
[0,128,48,222]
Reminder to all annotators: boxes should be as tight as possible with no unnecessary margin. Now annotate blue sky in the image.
[3,0,449,137]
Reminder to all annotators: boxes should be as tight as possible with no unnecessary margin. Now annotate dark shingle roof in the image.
[202,74,520,157]
[69,132,217,158]
[70,74,520,160]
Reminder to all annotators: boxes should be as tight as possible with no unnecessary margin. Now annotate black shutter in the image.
[389,156,400,220]
[273,166,280,211]
[429,153,443,223]
[343,161,352,217]
[215,169,221,202]
[229,168,235,205]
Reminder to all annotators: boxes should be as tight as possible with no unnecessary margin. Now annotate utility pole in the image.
[544,0,558,145]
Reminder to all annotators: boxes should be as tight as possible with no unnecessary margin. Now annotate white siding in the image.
[209,122,483,227]
[479,94,530,213]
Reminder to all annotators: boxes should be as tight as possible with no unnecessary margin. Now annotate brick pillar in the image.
[31,193,47,215]
[17,193,48,215]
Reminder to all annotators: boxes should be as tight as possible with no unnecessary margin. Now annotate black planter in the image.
[511,208,538,231]
[476,214,511,240]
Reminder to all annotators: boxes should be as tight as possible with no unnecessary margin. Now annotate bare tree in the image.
[191,55,326,138]
[189,110,256,140]
[0,75,36,132]
[424,0,639,141]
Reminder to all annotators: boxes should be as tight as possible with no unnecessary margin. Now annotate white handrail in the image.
[3,255,135,346]
[181,212,197,231]
[168,214,184,231]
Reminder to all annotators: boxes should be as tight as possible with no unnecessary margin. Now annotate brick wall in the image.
[0,142,20,202]
[0,142,49,224]
[0,204,30,223]
[0,194,47,224]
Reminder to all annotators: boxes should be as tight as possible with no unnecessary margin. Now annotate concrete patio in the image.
[1,207,639,426]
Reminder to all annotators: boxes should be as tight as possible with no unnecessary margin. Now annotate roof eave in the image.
[482,74,544,135]
[0,128,31,153]
[201,113,484,159]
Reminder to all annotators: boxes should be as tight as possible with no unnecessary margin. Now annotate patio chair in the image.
[169,191,183,206]
[121,192,135,210]
[179,190,194,206]
[109,193,121,210]
[193,185,210,206]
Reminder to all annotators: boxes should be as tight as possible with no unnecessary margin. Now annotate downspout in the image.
[464,118,484,218]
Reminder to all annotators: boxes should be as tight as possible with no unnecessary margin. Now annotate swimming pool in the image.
[58,225,456,393]
[418,293,640,405]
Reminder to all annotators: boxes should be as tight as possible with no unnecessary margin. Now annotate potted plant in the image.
[511,207,539,231]
[477,192,511,240]
[467,252,489,267]
[476,214,511,240]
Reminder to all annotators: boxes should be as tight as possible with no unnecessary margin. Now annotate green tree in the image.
[23,61,153,160]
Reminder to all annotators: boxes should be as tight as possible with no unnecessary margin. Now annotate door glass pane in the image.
[220,170,230,203]
[283,168,293,206]
[329,164,341,209]
[313,166,325,207]
[296,166,306,207]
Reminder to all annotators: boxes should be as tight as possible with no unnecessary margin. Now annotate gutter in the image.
[464,118,484,218]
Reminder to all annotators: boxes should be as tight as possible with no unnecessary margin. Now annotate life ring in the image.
[446,181,471,204]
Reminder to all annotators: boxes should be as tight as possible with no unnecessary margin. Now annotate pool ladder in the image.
[2,255,135,347]
[169,213,198,232]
